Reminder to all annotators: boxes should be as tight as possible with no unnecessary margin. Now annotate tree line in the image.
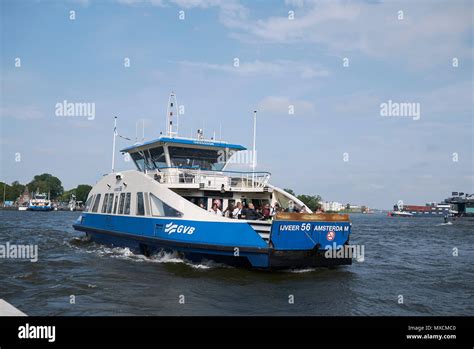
[0,173,92,203]
[284,189,323,211]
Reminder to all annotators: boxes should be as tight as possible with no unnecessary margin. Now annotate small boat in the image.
[73,93,353,269]
[68,194,77,211]
[17,187,31,211]
[388,211,413,217]
[28,192,53,211]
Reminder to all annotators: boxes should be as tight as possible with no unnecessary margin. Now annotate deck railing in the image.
[145,167,271,190]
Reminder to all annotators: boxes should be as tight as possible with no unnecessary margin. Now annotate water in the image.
[0,211,472,316]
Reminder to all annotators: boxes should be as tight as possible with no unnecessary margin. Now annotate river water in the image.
[0,210,472,316]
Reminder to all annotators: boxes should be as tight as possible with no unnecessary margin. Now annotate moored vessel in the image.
[28,192,53,211]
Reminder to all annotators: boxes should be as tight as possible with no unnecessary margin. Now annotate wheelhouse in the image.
[121,136,247,172]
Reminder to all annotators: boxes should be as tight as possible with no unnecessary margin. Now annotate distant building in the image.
[321,201,344,212]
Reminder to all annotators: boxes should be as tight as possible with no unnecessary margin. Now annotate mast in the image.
[252,110,257,188]
[111,116,117,173]
[166,92,179,137]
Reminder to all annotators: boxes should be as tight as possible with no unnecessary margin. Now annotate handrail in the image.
[156,166,271,176]
[146,167,271,189]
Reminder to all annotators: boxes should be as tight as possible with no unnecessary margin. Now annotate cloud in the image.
[179,59,329,79]
[116,0,165,6]
[257,96,315,116]
[213,0,472,67]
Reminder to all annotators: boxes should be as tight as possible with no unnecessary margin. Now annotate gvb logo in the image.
[164,222,195,235]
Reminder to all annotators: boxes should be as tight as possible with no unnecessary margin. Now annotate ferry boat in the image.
[28,192,53,211]
[72,93,352,269]
[442,193,474,219]
[388,201,456,217]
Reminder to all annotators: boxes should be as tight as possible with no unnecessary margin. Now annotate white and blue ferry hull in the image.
[72,171,352,269]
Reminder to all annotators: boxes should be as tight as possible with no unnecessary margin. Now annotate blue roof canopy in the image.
[120,136,247,153]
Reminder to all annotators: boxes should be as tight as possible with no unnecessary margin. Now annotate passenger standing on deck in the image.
[242,203,262,220]
[285,200,300,213]
[223,202,235,218]
[262,203,271,220]
[271,203,281,218]
[209,203,222,215]
[232,202,242,219]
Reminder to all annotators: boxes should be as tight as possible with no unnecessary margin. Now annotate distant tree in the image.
[27,173,63,199]
[75,185,92,202]
[60,185,92,203]
[297,194,322,211]
[284,188,296,196]
[0,181,25,202]
[346,203,351,210]
[9,181,25,201]
[59,189,74,202]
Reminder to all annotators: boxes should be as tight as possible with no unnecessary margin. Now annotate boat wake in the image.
[436,222,453,226]
[284,268,317,274]
[66,238,225,270]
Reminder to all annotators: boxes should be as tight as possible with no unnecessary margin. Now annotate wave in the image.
[66,238,220,270]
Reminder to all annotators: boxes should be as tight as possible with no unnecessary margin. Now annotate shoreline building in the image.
[321,201,344,212]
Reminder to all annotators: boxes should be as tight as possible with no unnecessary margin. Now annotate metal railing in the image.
[145,167,271,190]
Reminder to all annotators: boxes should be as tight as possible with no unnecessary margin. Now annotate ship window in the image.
[101,194,109,213]
[149,147,167,168]
[144,193,150,215]
[84,195,94,212]
[168,146,225,171]
[107,194,114,213]
[130,152,145,172]
[124,193,131,215]
[143,150,156,170]
[136,192,145,216]
[118,193,125,214]
[92,194,101,212]
[149,193,182,217]
[112,195,118,214]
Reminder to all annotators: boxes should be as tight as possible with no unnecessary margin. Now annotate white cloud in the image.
[218,0,473,67]
[117,0,165,6]
[257,96,315,116]
[170,0,222,9]
[179,59,329,79]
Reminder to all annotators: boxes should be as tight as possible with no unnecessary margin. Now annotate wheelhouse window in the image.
[92,194,101,212]
[149,147,167,168]
[136,192,145,216]
[131,147,167,171]
[168,146,225,171]
[149,193,182,217]
[124,193,131,215]
[130,152,145,172]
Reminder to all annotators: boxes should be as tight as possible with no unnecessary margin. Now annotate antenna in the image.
[166,92,179,137]
[111,116,118,173]
[135,121,138,144]
[252,110,257,188]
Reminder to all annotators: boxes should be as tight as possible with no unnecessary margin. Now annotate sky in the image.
[1,0,473,209]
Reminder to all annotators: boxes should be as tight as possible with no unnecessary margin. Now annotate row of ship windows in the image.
[83,192,181,217]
